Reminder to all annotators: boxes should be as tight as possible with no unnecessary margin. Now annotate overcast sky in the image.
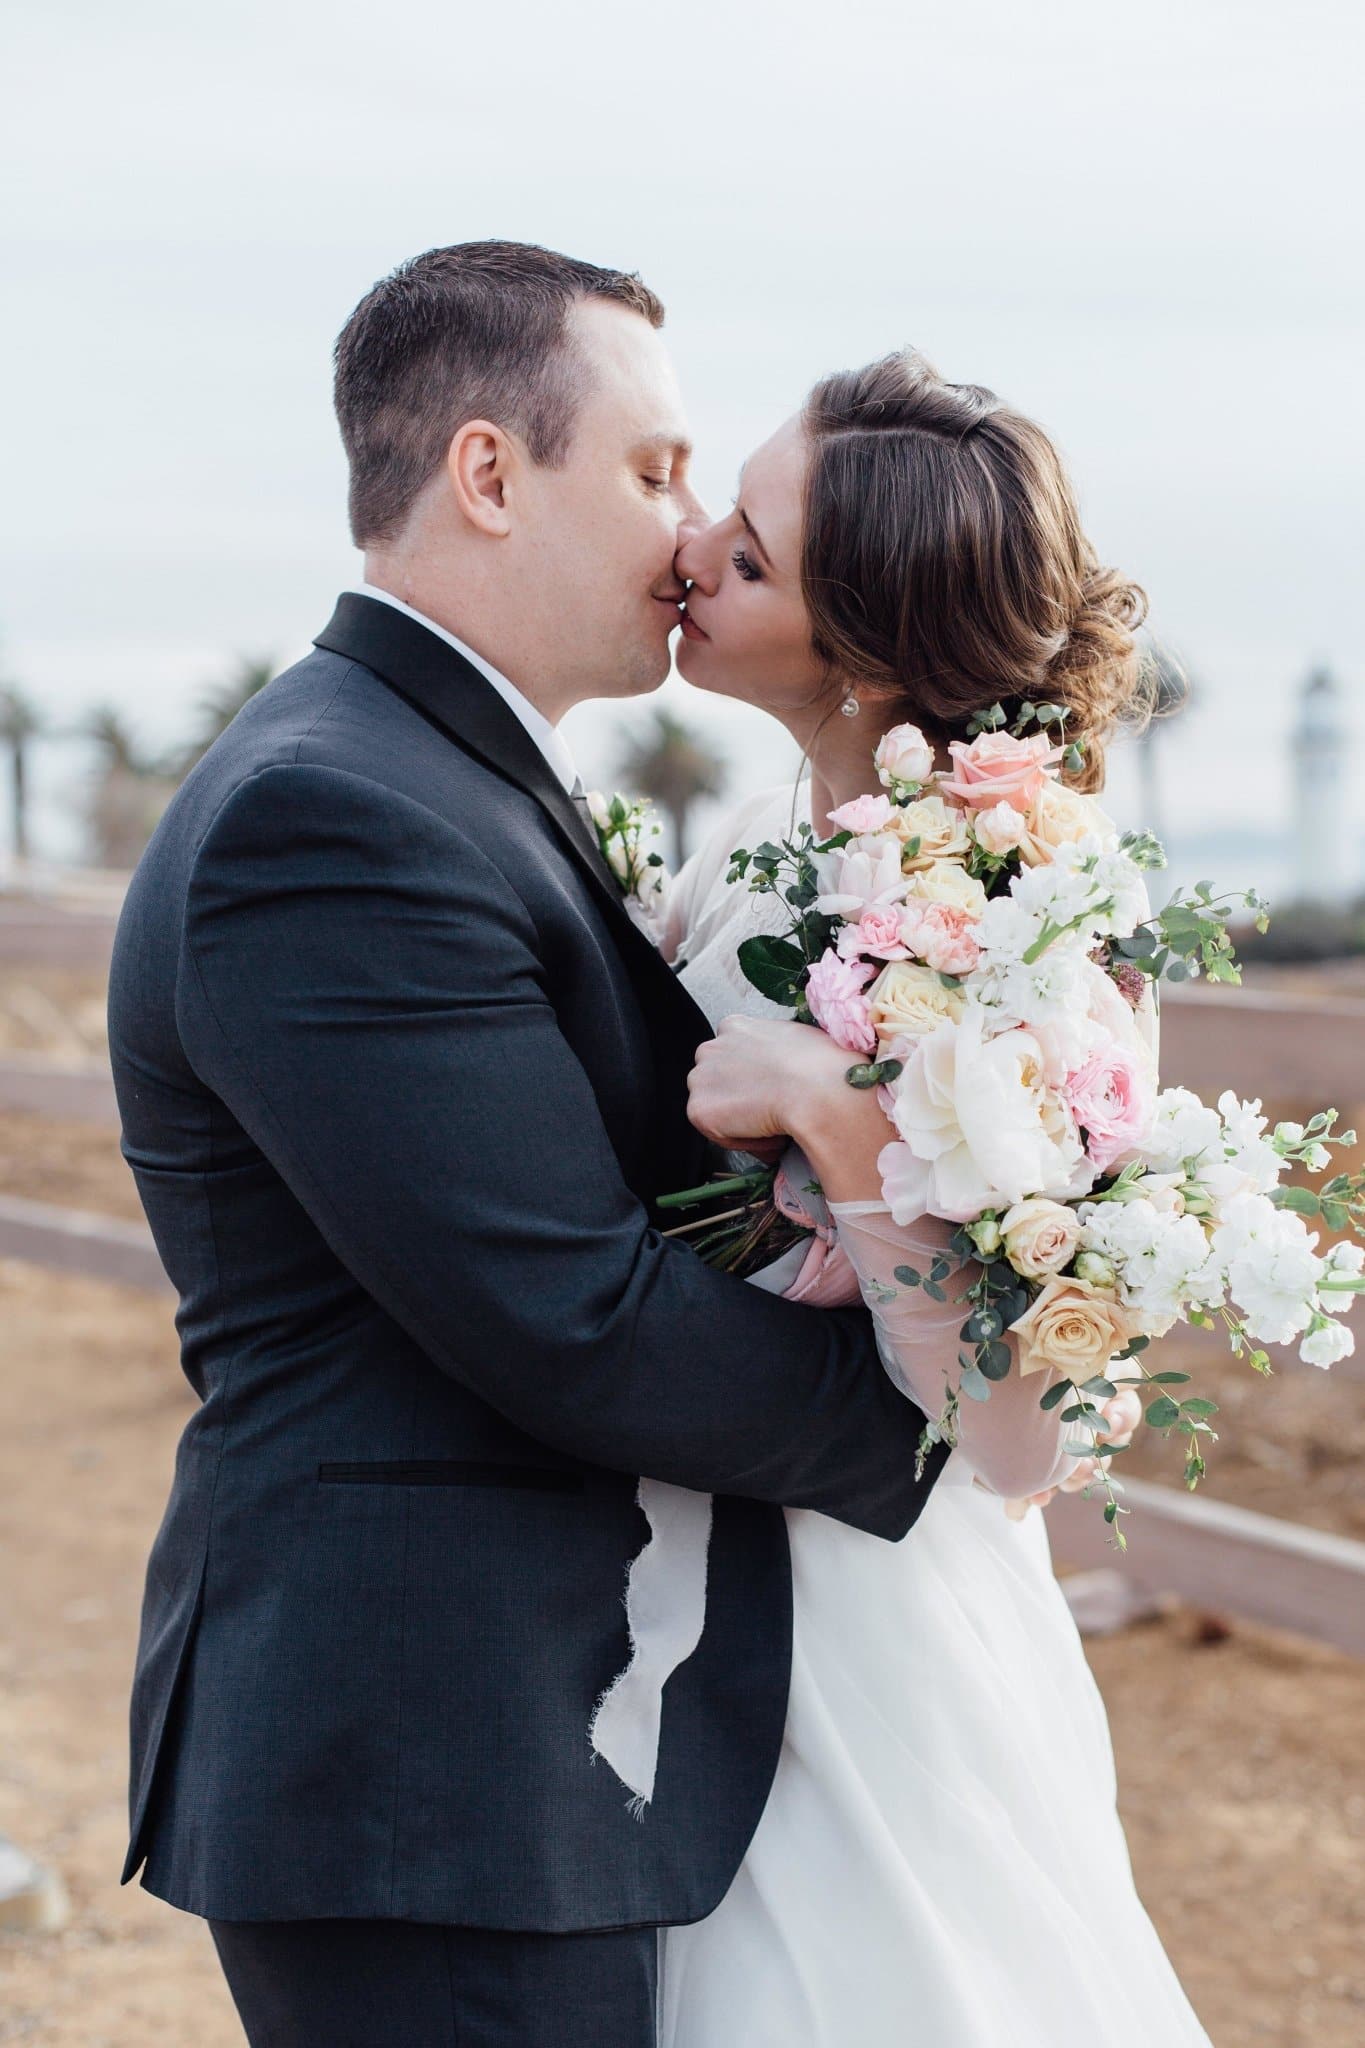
[2,0,1361,881]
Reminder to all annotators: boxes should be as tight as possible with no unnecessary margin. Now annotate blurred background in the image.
[0,3,1361,2044]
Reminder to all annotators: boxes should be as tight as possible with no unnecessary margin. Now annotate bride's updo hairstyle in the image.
[800,350,1152,790]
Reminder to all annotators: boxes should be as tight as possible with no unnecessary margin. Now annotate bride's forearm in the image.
[787,1083,894,1205]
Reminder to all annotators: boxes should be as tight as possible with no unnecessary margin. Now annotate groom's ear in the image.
[447,420,514,538]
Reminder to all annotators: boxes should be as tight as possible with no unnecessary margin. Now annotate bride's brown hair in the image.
[800,350,1153,791]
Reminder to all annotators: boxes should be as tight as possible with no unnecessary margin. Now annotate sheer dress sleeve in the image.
[826,1200,1081,1500]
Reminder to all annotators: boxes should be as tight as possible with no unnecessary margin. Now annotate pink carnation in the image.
[1065,1042,1156,1174]
[835,905,912,963]
[827,792,896,835]
[940,730,1064,812]
[898,899,981,976]
[806,948,878,1056]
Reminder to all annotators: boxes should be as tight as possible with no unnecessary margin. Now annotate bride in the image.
[653,350,1212,2044]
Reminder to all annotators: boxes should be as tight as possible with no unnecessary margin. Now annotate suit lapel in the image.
[313,593,716,1083]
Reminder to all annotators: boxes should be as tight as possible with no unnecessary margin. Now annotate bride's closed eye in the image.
[731,548,763,583]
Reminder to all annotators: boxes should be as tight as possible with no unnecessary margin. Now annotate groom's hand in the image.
[686,1017,891,1200]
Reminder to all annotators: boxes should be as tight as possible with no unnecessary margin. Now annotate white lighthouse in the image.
[1290,667,1355,907]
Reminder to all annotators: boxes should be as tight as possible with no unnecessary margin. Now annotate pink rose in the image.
[1065,1041,1156,1174]
[898,899,981,976]
[940,730,1064,812]
[806,948,878,1056]
[827,792,897,835]
[835,905,912,963]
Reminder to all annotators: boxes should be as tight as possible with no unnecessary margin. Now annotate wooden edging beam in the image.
[0,1194,171,1295]
[1046,1477,1365,1659]
[0,1057,120,1126]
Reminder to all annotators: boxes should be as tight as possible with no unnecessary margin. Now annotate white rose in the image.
[906,859,988,919]
[875,723,936,790]
[880,1008,1086,1223]
[866,961,966,1049]
[1000,1196,1082,1278]
[892,794,973,870]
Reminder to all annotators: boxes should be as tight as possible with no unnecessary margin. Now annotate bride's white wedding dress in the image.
[655,783,1213,2048]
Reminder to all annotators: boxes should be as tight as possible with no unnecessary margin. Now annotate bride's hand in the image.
[686,1017,891,1198]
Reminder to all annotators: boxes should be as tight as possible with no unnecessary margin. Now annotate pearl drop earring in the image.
[840,694,860,718]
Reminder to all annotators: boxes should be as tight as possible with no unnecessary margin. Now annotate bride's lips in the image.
[679,602,710,643]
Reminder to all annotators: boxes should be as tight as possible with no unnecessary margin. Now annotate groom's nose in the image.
[673,480,710,555]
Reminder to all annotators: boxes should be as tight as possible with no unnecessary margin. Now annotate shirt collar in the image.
[349,583,579,796]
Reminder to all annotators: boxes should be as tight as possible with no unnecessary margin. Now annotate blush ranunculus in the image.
[805,948,878,1056]
[1065,1041,1157,1174]
[897,898,981,975]
[940,730,1064,812]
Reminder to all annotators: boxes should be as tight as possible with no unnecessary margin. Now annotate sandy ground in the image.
[0,1252,1363,2046]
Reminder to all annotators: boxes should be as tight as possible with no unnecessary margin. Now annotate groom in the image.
[108,240,948,2045]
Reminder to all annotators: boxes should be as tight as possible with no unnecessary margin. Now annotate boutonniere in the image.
[584,791,671,932]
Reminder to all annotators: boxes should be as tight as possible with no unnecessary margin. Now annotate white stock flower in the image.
[1216,1091,1283,1195]
[812,833,910,918]
[1324,1241,1365,1278]
[1211,1191,1321,1345]
[1078,1198,1222,1335]
[1300,1320,1356,1368]
[1140,1087,1225,1174]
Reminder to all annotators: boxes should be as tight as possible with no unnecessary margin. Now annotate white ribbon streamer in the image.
[589,1240,809,1809]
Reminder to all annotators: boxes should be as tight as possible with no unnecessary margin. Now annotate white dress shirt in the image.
[349,583,579,796]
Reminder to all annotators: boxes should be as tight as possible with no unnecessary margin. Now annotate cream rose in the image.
[1015,783,1118,866]
[866,961,966,1048]
[1009,1274,1134,1379]
[905,858,988,919]
[892,794,973,871]
[999,1196,1082,1278]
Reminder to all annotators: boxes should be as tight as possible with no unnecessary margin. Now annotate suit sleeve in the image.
[176,763,949,1538]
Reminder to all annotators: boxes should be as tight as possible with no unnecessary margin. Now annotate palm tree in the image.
[84,704,175,869]
[616,709,728,868]
[1135,639,1192,850]
[0,681,41,862]
[180,655,275,772]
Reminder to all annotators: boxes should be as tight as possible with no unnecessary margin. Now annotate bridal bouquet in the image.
[661,707,1364,1537]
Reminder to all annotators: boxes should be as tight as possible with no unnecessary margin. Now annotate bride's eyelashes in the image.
[731,548,763,583]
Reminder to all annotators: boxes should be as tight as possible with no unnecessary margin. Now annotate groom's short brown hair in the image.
[333,240,665,546]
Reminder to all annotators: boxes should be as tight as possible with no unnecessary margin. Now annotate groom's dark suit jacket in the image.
[109,592,948,1930]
